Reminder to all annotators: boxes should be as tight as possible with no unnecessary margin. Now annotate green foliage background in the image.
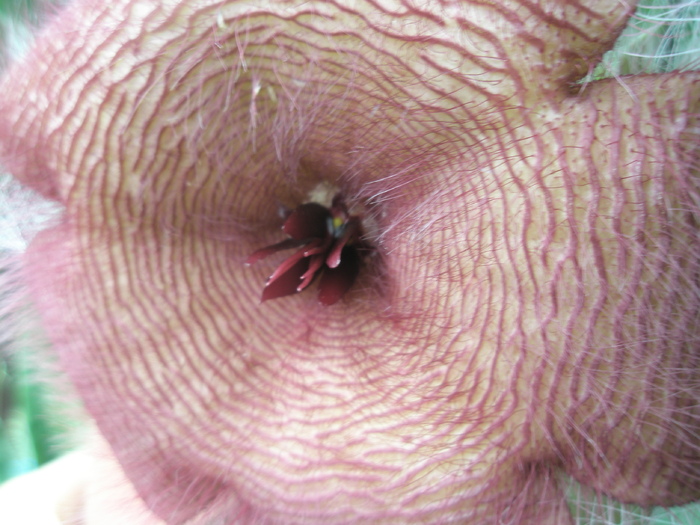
[0,0,698,523]
[0,0,41,25]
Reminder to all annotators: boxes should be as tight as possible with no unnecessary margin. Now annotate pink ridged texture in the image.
[0,0,699,523]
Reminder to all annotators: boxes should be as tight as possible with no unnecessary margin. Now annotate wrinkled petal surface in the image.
[2,0,700,523]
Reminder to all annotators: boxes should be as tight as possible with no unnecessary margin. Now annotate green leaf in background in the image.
[0,327,83,485]
[0,0,39,22]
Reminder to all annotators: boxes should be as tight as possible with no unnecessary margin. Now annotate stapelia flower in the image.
[246,196,367,305]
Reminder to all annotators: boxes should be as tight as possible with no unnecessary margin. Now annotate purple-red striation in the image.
[0,0,699,523]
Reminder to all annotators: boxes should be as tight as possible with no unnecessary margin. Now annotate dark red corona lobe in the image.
[246,197,368,305]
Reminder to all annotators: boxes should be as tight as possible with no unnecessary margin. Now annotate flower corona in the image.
[246,195,369,305]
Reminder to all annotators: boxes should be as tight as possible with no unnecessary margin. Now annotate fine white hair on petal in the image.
[567,7,700,524]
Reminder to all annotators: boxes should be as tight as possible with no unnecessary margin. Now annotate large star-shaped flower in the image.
[0,0,698,523]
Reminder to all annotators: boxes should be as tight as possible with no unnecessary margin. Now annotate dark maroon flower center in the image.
[246,195,369,305]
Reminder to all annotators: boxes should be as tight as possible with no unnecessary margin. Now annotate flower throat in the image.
[246,192,372,305]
